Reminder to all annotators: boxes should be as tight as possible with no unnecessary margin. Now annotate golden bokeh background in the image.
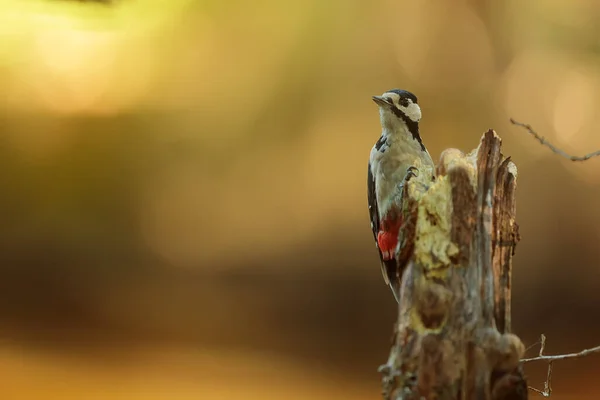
[1,0,599,399]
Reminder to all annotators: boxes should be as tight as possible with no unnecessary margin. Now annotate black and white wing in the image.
[368,162,400,302]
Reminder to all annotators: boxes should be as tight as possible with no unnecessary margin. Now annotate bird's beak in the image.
[372,95,391,106]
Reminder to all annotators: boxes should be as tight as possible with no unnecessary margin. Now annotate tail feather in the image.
[389,279,401,304]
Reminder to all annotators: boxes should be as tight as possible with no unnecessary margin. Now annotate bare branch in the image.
[509,118,600,162]
[523,334,600,396]
[528,362,553,397]
[521,344,600,363]
[524,338,542,355]
[526,335,553,397]
[538,333,546,357]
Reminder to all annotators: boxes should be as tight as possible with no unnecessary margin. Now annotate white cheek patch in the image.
[398,102,421,122]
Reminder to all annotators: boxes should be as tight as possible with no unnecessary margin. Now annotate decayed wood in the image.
[380,130,527,400]
[492,158,519,334]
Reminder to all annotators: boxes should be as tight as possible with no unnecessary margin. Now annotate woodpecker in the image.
[367,89,435,302]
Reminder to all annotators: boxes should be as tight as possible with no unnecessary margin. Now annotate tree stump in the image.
[379,130,528,400]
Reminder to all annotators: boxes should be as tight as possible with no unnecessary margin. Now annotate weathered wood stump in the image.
[380,130,528,400]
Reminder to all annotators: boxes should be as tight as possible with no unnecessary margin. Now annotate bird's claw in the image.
[398,166,419,192]
[404,166,419,181]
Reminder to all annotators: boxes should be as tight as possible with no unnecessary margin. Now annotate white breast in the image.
[370,134,434,219]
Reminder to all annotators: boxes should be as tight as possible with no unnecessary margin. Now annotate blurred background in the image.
[0,0,599,399]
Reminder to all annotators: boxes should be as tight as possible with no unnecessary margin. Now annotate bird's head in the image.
[372,89,421,133]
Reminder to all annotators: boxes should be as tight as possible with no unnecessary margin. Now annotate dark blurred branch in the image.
[379,131,527,400]
[510,118,600,161]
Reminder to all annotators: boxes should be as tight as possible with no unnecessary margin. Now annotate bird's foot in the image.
[398,166,419,193]
[404,166,419,181]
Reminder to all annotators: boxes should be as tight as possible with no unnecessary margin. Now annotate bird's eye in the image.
[399,98,409,107]
[384,97,393,104]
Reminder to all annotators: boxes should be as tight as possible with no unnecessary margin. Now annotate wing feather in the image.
[367,162,391,285]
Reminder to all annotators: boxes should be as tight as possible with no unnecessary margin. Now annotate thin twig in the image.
[521,344,600,363]
[523,334,600,397]
[524,339,542,355]
[528,362,553,397]
[526,334,553,397]
[509,118,600,162]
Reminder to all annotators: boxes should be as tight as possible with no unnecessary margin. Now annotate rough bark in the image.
[380,130,528,400]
